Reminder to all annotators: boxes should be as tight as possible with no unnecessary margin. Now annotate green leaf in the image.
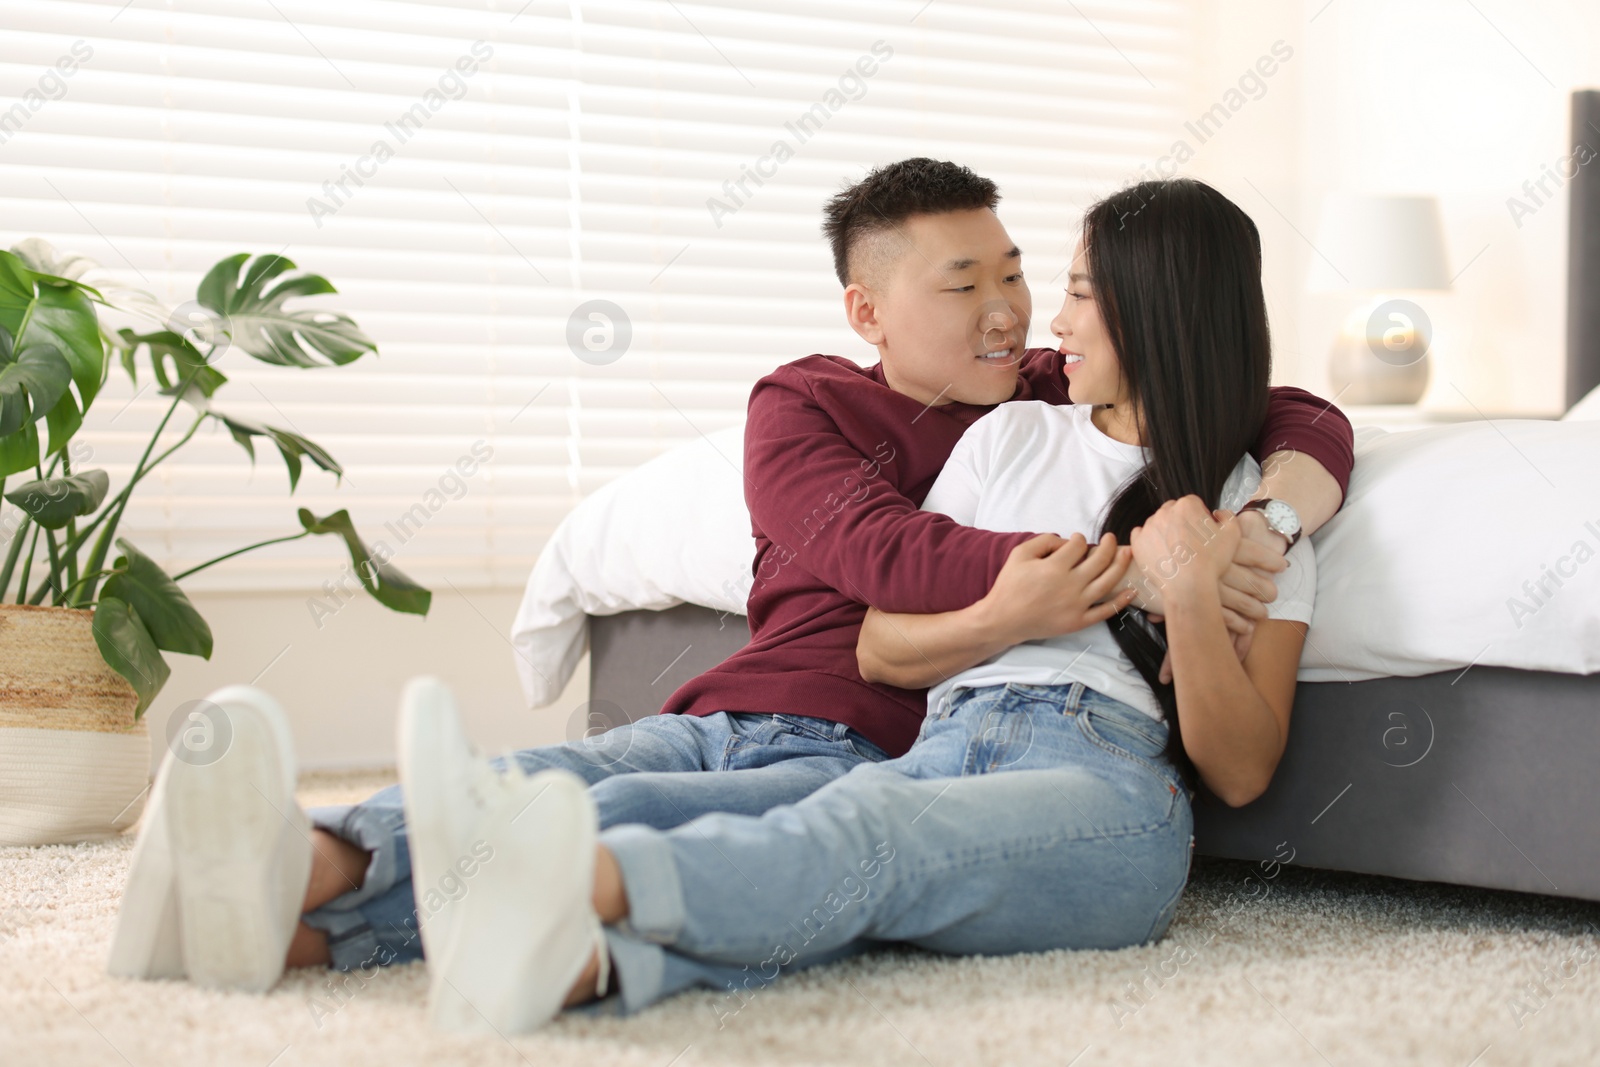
[91,596,171,720]
[42,385,83,457]
[10,239,105,285]
[212,410,342,491]
[0,329,72,438]
[115,329,229,398]
[0,250,107,417]
[114,329,138,384]
[0,422,39,479]
[100,538,213,658]
[197,253,376,369]
[4,469,110,529]
[11,239,167,332]
[298,507,431,617]
[0,250,108,467]
[0,321,74,479]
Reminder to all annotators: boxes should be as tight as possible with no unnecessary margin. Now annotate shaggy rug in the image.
[3,770,1598,1067]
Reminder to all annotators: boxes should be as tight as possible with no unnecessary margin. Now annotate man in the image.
[109,159,1351,998]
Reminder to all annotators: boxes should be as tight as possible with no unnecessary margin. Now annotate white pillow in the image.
[511,416,1600,706]
[1300,420,1600,681]
[1566,383,1600,421]
[510,424,753,707]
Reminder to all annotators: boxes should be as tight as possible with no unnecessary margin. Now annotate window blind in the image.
[0,0,1193,592]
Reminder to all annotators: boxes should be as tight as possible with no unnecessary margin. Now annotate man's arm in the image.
[1118,386,1351,631]
[744,366,1033,615]
[1228,388,1353,599]
[1141,389,1351,680]
[857,533,1135,689]
[1249,386,1354,521]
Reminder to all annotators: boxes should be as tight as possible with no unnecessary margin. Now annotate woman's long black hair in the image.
[1085,179,1273,785]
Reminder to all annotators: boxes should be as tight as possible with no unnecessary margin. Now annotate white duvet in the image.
[512,417,1600,707]
[511,426,753,707]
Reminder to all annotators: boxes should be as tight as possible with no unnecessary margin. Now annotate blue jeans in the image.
[593,682,1195,1016]
[301,711,888,970]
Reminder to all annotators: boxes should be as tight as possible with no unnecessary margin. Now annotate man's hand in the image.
[978,532,1136,646]
[1225,511,1288,620]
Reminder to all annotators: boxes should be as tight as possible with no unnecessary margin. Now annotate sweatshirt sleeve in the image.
[1251,386,1355,503]
[744,367,1032,615]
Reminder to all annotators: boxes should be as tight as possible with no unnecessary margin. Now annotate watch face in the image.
[1263,499,1300,535]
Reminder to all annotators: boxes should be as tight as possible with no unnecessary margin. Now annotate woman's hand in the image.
[1129,496,1241,597]
[1138,500,1286,682]
[1126,527,1283,637]
[1136,496,1306,807]
[977,532,1136,646]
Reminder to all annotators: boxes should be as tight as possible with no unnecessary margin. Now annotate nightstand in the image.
[1339,405,1562,433]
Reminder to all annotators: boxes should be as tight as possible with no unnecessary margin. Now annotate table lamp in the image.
[1307,194,1453,405]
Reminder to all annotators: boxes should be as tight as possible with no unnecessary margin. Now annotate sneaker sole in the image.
[107,751,184,980]
[166,686,302,993]
[397,675,473,963]
[430,769,599,1034]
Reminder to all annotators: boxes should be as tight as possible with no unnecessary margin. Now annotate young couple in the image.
[108,160,1352,1034]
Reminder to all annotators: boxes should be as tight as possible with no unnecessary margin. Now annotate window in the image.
[1,0,1192,590]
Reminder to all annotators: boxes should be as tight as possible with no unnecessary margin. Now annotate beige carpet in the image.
[4,770,1599,1067]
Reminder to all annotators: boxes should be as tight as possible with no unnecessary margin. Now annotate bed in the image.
[535,89,1600,904]
[589,605,1600,902]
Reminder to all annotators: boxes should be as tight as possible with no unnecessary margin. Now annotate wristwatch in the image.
[1239,498,1302,549]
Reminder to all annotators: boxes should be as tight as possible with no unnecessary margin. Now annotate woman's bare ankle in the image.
[593,846,628,924]
[302,829,370,913]
[562,948,604,1008]
[285,921,332,969]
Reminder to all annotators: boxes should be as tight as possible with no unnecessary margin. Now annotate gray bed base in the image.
[590,604,1600,904]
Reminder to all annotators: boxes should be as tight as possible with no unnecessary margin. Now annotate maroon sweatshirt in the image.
[658,346,1355,758]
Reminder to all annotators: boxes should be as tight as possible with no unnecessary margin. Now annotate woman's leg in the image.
[285,830,372,967]
[580,685,1195,1014]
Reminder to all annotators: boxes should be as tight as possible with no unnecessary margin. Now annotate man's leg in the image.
[296,710,886,970]
[580,712,888,828]
[293,711,740,970]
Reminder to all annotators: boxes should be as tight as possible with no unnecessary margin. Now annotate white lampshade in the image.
[1306,194,1453,293]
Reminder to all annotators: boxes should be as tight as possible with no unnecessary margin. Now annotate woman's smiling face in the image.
[1050,237,1127,409]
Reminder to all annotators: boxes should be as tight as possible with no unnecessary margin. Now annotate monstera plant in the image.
[0,241,430,718]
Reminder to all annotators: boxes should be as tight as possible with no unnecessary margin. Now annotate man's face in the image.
[846,208,1031,407]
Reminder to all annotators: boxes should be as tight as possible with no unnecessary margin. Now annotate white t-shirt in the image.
[922,402,1316,722]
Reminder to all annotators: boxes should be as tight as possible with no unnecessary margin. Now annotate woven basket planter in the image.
[0,605,151,846]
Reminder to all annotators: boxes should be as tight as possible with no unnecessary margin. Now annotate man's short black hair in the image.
[821,158,1001,287]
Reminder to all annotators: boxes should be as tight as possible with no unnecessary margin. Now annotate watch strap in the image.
[1239,498,1301,549]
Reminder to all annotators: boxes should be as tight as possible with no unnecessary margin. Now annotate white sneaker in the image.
[396,676,506,965]
[428,768,608,1035]
[163,685,312,993]
[107,747,184,980]
[397,681,605,1033]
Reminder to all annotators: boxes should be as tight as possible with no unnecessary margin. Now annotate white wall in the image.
[145,588,589,775]
[1186,0,1597,413]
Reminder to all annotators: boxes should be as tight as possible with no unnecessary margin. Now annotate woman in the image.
[407,177,1317,1032]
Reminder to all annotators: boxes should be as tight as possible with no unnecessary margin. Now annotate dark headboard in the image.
[1568,89,1600,409]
